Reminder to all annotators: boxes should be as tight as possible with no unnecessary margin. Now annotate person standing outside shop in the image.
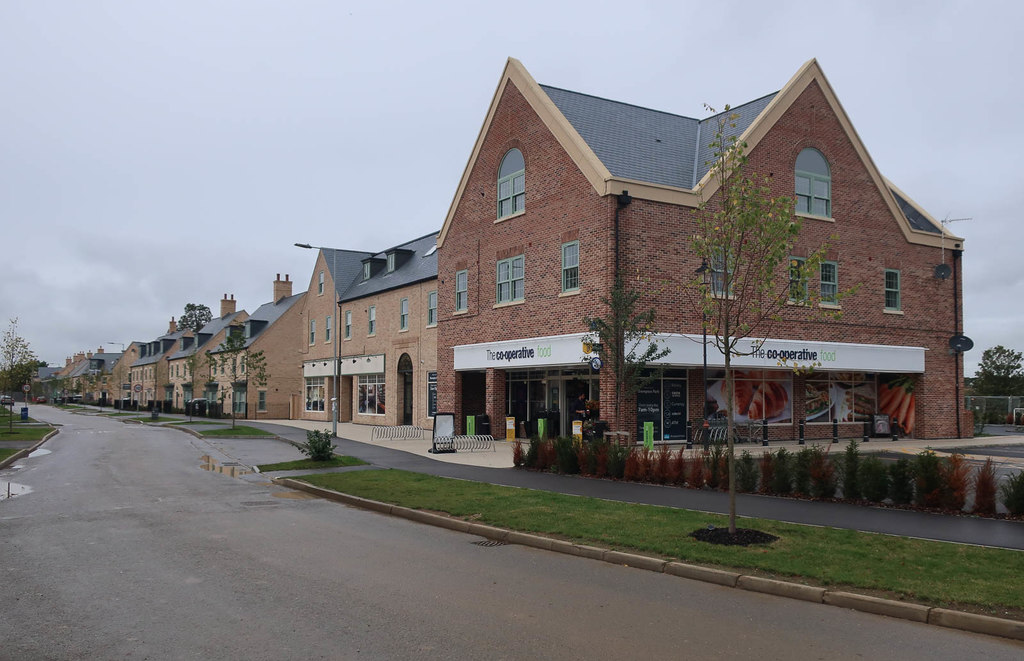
[573,392,588,422]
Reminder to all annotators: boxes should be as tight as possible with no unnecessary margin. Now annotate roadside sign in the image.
[22,384,31,393]
[133,383,143,393]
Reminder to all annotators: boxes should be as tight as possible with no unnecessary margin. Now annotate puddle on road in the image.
[28,449,51,458]
[199,455,252,478]
[0,482,33,501]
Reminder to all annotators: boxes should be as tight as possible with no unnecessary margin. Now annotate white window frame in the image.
[305,376,325,412]
[427,291,437,326]
[344,310,352,339]
[497,149,525,219]
[788,257,808,302]
[496,255,524,304]
[318,270,324,295]
[325,315,332,342]
[387,253,395,273]
[309,319,316,345]
[368,305,376,335]
[795,148,832,218]
[455,270,468,312]
[356,373,385,416]
[884,269,901,311]
[399,298,409,330]
[561,241,579,292]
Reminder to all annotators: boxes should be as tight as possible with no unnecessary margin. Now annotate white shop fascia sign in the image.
[339,353,385,376]
[654,334,926,373]
[454,333,589,371]
[302,359,337,378]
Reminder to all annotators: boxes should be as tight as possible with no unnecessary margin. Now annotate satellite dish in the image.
[949,335,974,353]
[933,264,952,280]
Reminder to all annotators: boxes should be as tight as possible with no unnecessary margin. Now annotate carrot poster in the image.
[879,375,916,435]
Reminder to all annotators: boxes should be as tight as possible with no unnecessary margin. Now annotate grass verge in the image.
[200,425,273,437]
[257,456,367,471]
[170,420,228,426]
[102,412,138,417]
[296,469,1024,617]
[130,416,179,423]
[0,426,53,442]
[0,448,18,461]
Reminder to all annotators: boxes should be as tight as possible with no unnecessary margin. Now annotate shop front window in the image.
[305,377,325,412]
[357,373,386,415]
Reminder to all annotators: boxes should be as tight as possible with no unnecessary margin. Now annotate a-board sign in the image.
[433,413,454,439]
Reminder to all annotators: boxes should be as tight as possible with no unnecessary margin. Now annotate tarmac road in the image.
[3,408,1023,659]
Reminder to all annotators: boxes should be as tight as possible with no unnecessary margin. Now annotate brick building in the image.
[435,58,969,441]
[299,234,439,429]
[166,295,247,412]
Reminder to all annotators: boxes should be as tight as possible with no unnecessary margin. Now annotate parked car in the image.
[185,398,209,417]
[34,396,47,403]
[0,395,13,405]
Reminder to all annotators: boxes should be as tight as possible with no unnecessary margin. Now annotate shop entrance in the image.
[398,353,413,426]
[506,369,599,438]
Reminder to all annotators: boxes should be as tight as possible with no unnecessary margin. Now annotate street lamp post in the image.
[296,242,340,438]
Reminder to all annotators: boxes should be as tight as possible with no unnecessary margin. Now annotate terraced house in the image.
[435,58,968,441]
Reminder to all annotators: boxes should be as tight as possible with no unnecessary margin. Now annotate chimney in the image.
[97,346,105,354]
[87,352,93,359]
[66,357,72,367]
[274,273,293,302]
[221,294,236,317]
[168,317,177,334]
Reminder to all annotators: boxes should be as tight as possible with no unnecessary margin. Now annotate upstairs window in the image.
[497,149,525,219]
[820,261,838,304]
[387,253,395,273]
[795,148,831,217]
[344,310,352,339]
[885,269,901,311]
[496,255,524,304]
[788,257,808,302]
[363,263,371,280]
[325,315,332,342]
[710,251,731,298]
[400,298,409,330]
[309,319,316,345]
[427,291,437,325]
[455,270,468,312]
[318,271,324,295]
[368,306,376,335]
[561,241,579,292]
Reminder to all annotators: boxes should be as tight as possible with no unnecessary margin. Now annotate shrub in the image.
[705,442,726,490]
[809,445,837,499]
[623,447,644,482]
[525,436,540,468]
[1000,470,1024,516]
[640,447,655,482]
[512,439,524,467]
[940,453,970,512]
[758,451,775,494]
[538,439,557,471]
[300,429,336,461]
[792,447,812,496]
[653,444,672,484]
[840,440,861,500]
[576,443,591,476]
[858,455,889,502]
[888,458,914,505]
[594,441,609,478]
[972,458,998,516]
[553,436,579,474]
[914,450,943,508]
[671,447,687,486]
[606,442,628,479]
[688,449,706,489]
[771,448,793,495]
[736,450,759,493]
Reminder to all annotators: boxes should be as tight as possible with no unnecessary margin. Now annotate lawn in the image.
[0,448,18,461]
[170,420,227,426]
[257,456,367,472]
[296,469,1024,617]
[129,416,179,424]
[0,426,53,442]
[200,425,274,437]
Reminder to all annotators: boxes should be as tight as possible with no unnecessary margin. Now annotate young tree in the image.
[1,318,37,430]
[971,345,1024,396]
[179,303,213,333]
[246,349,269,420]
[683,108,841,534]
[583,273,670,433]
[211,328,247,428]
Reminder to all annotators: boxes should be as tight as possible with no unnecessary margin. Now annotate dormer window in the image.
[497,148,525,219]
[387,253,395,273]
[363,262,371,280]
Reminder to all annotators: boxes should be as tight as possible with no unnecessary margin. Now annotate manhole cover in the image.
[472,539,506,547]
[241,501,279,507]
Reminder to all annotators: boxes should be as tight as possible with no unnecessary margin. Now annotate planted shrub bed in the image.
[513,437,1024,518]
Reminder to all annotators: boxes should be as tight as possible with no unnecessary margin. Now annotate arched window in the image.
[795,148,831,217]
[497,148,525,218]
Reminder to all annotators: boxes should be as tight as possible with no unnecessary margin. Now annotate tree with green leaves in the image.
[1,318,37,429]
[246,349,269,419]
[971,345,1024,396]
[179,303,213,333]
[583,273,670,433]
[211,327,248,428]
[683,107,843,534]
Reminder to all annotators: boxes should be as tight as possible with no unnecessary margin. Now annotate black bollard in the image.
[863,421,870,444]
[762,418,769,446]
[686,423,693,450]
[798,419,805,445]
[832,418,839,445]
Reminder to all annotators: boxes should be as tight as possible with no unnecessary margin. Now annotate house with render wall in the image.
[434,58,968,441]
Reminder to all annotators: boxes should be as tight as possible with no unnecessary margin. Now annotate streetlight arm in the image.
[294,243,313,249]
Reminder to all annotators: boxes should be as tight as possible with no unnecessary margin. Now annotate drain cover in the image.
[240,501,279,507]
[472,539,506,547]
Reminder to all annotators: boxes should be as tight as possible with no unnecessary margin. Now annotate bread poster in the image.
[706,370,792,423]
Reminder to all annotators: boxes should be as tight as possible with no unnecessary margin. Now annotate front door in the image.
[403,373,413,426]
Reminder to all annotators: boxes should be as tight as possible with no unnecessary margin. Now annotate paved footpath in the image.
[227,418,1024,551]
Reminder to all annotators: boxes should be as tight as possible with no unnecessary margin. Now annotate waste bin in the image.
[151,409,159,421]
[20,407,28,421]
[477,414,491,436]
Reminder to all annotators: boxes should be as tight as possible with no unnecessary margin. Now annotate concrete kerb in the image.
[272,476,1024,642]
[0,427,60,470]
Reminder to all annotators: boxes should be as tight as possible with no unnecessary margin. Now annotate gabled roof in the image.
[243,292,305,349]
[133,328,189,367]
[321,248,375,297]
[438,58,960,250]
[168,311,244,360]
[339,232,439,302]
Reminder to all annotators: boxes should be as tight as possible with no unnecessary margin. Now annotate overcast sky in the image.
[2,0,1020,376]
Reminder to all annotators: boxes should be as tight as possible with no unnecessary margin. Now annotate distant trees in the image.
[0,318,37,397]
[179,303,213,333]
[971,345,1024,396]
